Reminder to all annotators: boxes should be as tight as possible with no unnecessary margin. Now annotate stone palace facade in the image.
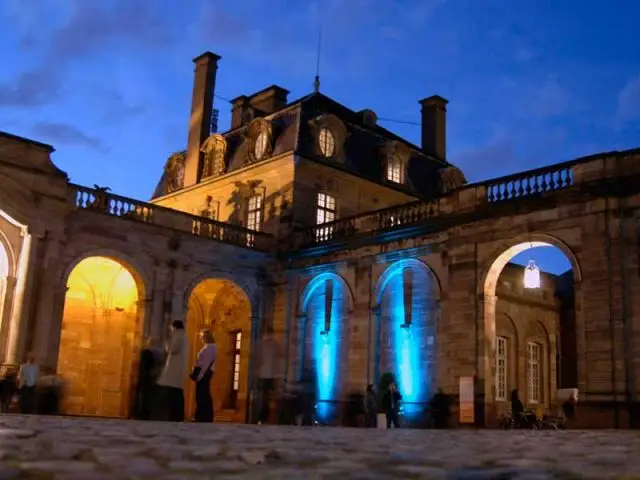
[1,51,639,428]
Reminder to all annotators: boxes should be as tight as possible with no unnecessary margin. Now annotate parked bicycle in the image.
[499,409,564,430]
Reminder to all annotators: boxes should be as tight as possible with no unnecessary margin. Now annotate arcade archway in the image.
[482,237,580,422]
[298,273,353,422]
[373,259,440,417]
[185,278,252,423]
[58,256,144,417]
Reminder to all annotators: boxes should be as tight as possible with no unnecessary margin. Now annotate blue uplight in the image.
[301,272,349,422]
[376,259,438,416]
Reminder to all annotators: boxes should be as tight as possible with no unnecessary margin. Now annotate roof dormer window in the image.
[254,131,268,160]
[387,155,403,183]
[318,127,336,158]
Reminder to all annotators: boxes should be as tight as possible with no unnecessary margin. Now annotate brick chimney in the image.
[419,95,448,160]
[230,96,250,130]
[230,85,289,129]
[184,51,221,187]
[249,85,289,115]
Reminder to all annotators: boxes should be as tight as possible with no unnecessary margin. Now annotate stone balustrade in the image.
[69,184,274,251]
[296,155,607,248]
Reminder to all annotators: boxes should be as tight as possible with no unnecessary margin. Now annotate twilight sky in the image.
[1,0,639,274]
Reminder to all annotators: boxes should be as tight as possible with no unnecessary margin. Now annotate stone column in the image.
[5,228,40,365]
[478,293,498,426]
[148,262,172,340]
[0,276,16,362]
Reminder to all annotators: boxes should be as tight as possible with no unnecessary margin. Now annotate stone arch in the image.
[56,254,147,418]
[479,232,581,424]
[372,258,441,416]
[297,272,354,422]
[482,234,582,296]
[184,275,253,423]
[372,258,442,307]
[299,272,355,315]
[58,248,152,302]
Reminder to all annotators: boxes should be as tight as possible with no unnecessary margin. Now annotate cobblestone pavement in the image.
[1,415,640,479]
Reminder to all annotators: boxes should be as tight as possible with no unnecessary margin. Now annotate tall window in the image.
[246,194,263,247]
[228,331,242,409]
[496,336,508,401]
[527,342,541,403]
[316,192,336,242]
[386,155,403,183]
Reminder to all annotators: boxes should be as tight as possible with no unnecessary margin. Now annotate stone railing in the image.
[297,159,583,248]
[300,199,441,246]
[69,184,274,251]
[484,162,575,203]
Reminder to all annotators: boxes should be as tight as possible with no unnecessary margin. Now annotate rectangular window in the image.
[246,194,263,247]
[386,157,402,183]
[527,342,541,404]
[227,331,242,409]
[496,336,508,401]
[315,192,336,242]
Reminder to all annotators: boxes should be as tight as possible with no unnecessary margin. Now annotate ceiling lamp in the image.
[523,260,541,289]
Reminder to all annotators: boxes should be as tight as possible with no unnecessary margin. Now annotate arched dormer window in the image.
[383,141,411,185]
[245,118,273,164]
[309,114,348,162]
[164,151,186,193]
[201,134,227,179]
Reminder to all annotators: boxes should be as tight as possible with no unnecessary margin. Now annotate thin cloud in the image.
[31,122,106,151]
[1,0,174,110]
[0,67,62,107]
[617,74,640,122]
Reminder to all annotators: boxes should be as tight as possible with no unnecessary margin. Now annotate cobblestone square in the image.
[0,415,639,479]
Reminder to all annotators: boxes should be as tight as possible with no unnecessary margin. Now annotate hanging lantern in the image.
[523,260,540,289]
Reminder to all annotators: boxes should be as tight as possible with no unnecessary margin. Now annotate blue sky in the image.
[1,0,638,274]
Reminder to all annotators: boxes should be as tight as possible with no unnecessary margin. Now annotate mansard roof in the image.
[151,91,456,200]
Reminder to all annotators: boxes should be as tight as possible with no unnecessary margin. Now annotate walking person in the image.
[157,320,189,422]
[382,382,402,428]
[190,329,217,423]
[133,337,162,420]
[255,328,282,424]
[17,355,39,414]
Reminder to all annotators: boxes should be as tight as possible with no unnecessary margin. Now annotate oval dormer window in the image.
[318,127,335,158]
[254,131,268,160]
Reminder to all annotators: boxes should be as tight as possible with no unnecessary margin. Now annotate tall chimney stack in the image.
[419,95,448,160]
[184,51,221,187]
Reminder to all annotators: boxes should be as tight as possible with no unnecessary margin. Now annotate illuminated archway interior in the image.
[0,241,8,278]
[485,241,578,414]
[377,260,439,416]
[0,241,9,356]
[301,273,350,421]
[58,256,142,417]
[185,278,252,422]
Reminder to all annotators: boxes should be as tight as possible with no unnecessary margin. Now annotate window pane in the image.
[317,193,326,208]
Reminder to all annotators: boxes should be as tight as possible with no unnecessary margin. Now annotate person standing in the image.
[17,355,39,414]
[382,382,402,428]
[191,329,217,423]
[133,337,162,420]
[157,320,189,422]
[255,329,282,424]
